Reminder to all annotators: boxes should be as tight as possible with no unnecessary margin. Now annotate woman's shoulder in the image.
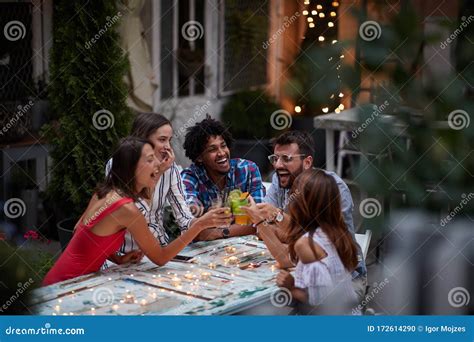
[295,234,327,264]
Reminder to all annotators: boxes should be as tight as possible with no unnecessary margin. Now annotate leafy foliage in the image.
[220,90,281,139]
[43,1,132,218]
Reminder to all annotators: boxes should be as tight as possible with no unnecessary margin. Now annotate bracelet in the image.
[251,220,266,229]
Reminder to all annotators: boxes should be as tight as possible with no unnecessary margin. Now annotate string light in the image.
[332,39,338,44]
[316,4,323,10]
[339,92,344,98]
[338,104,345,110]
[311,10,317,15]
[303,10,309,15]
[330,11,337,17]
[304,0,310,4]
[295,106,302,113]
[328,22,334,27]
[319,12,325,18]
[309,23,315,28]
[332,1,339,7]
[318,36,325,41]
[322,107,329,113]
[335,108,341,113]
[307,17,314,22]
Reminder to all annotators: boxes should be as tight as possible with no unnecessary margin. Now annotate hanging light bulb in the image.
[309,22,315,28]
[332,1,339,7]
[294,106,302,113]
[318,36,325,41]
[322,107,329,113]
[304,0,310,4]
[311,10,317,15]
[307,17,314,22]
[319,12,325,18]
[338,104,345,110]
[339,92,344,98]
[303,10,309,15]
[335,108,341,113]
[330,11,337,17]
[328,22,334,27]
[316,4,323,10]
[332,39,338,44]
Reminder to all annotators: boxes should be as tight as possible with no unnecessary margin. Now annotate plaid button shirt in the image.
[181,158,265,212]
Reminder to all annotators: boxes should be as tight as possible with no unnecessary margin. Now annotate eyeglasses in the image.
[267,154,306,164]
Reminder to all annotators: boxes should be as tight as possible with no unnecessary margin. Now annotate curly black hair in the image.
[183,115,234,162]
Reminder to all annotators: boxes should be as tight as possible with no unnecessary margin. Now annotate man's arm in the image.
[263,172,281,208]
[247,161,265,203]
[168,164,195,231]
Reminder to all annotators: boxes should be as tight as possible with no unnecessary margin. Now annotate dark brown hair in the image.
[131,112,171,140]
[97,137,153,201]
[286,169,358,271]
[271,130,314,158]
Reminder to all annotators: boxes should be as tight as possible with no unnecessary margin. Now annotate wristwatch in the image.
[221,228,230,239]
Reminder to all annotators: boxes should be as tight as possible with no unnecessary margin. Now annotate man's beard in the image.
[278,164,304,189]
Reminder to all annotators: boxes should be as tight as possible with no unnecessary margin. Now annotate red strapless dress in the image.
[43,197,133,286]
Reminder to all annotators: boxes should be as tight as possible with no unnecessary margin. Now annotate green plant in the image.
[0,243,36,314]
[220,90,281,139]
[348,3,473,214]
[43,1,133,218]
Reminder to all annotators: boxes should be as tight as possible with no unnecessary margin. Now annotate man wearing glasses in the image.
[246,130,367,301]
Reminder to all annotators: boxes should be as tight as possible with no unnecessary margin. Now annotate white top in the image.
[105,159,194,251]
[294,228,358,313]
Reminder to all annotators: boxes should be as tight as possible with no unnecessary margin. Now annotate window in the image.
[220,0,269,94]
[160,0,206,99]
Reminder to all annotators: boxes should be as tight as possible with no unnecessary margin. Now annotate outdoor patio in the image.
[0,0,472,318]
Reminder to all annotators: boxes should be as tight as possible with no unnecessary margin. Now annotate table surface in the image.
[32,236,279,316]
[32,233,371,316]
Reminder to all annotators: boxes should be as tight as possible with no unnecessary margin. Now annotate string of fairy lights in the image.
[294,0,346,115]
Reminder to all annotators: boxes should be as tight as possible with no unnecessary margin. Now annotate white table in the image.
[313,108,407,172]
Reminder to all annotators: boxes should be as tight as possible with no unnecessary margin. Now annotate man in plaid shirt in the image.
[181,115,265,241]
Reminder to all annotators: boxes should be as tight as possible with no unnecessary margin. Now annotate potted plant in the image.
[42,1,133,249]
[220,89,281,177]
